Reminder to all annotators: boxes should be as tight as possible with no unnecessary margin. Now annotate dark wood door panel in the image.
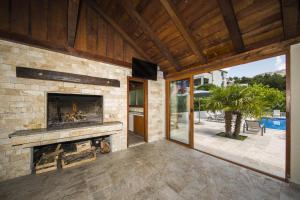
[134,115,145,137]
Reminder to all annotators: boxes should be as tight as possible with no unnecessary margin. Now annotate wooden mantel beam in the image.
[217,0,245,53]
[281,0,300,39]
[85,0,152,62]
[160,0,206,63]
[68,0,81,47]
[16,67,120,87]
[121,1,182,71]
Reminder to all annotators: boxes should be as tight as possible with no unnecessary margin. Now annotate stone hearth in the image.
[9,121,122,148]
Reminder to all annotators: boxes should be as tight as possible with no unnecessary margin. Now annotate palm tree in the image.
[227,85,250,137]
[206,86,240,137]
[206,84,266,138]
[206,84,285,138]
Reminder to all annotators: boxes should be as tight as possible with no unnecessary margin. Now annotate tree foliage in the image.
[205,84,285,137]
[195,84,217,91]
[232,73,286,91]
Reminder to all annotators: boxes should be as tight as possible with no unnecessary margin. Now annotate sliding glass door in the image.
[168,78,193,146]
[191,55,287,179]
[166,55,288,180]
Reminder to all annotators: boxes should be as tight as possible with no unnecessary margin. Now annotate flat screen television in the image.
[132,57,157,81]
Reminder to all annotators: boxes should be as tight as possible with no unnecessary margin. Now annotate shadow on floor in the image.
[128,131,145,147]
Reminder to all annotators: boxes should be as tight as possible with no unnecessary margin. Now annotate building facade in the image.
[194,70,228,88]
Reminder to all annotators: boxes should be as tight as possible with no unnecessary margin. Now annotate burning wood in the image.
[64,102,87,122]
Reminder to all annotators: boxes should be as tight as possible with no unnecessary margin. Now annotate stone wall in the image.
[148,78,166,142]
[0,39,165,181]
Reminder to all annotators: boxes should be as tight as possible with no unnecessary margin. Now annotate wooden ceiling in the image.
[0,0,299,76]
[93,0,300,74]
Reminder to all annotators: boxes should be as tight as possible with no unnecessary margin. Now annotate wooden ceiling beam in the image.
[121,1,182,71]
[281,0,300,39]
[136,0,151,13]
[217,0,245,53]
[165,36,300,79]
[160,0,206,63]
[68,0,81,47]
[85,0,152,62]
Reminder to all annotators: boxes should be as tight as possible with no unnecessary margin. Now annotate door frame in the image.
[127,76,148,147]
[165,52,291,182]
[166,76,194,148]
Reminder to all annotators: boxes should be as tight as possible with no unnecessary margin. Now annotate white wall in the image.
[290,43,300,184]
[211,71,223,87]
[194,71,226,87]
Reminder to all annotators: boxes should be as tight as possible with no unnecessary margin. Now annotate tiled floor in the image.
[0,140,299,200]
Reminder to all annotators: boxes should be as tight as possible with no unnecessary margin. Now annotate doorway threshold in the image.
[128,131,145,147]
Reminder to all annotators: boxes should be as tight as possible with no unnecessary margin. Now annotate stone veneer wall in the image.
[0,39,165,181]
[148,79,165,142]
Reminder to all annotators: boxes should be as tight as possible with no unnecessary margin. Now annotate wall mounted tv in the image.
[132,58,158,81]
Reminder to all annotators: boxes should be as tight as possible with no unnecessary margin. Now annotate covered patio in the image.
[0,0,300,199]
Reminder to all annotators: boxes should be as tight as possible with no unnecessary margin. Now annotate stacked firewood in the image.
[35,144,63,174]
[100,139,110,154]
[35,137,111,173]
[61,140,96,169]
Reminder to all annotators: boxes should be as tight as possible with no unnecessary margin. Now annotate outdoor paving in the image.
[194,120,286,178]
[0,140,299,200]
[171,120,286,178]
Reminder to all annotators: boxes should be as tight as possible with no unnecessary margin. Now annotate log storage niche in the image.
[61,140,96,169]
[33,136,111,174]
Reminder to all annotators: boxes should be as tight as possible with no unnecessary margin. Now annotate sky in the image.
[223,55,286,78]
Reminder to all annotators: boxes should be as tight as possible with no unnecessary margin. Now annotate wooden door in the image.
[134,115,145,137]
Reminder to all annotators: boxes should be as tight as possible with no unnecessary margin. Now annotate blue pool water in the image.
[261,117,286,130]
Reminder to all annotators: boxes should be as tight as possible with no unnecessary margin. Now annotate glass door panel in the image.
[169,79,190,144]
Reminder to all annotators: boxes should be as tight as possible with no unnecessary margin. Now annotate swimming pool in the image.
[261,117,286,130]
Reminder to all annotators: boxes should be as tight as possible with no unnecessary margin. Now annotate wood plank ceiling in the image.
[0,0,299,76]
[92,0,300,75]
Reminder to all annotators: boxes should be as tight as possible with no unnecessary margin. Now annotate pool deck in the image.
[171,120,286,178]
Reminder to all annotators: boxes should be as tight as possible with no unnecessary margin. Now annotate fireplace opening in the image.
[47,93,103,129]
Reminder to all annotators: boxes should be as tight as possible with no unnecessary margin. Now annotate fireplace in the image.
[47,93,103,129]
